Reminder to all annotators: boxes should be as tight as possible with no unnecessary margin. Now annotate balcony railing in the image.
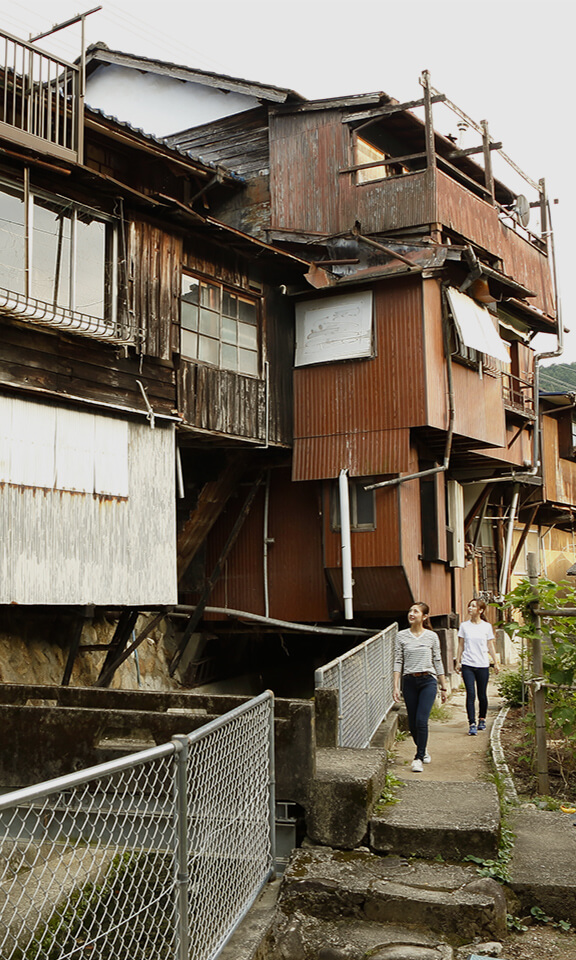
[0,28,81,162]
[502,370,535,417]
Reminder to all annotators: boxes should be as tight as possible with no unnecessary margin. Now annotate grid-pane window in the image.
[180,274,259,375]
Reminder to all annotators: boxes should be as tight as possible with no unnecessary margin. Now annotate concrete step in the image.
[274,846,507,945]
[307,747,388,849]
[370,781,500,862]
[508,804,576,925]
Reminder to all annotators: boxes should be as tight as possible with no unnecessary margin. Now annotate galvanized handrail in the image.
[0,690,275,960]
[315,624,397,747]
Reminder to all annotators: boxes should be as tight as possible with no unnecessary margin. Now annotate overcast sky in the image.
[6,0,575,371]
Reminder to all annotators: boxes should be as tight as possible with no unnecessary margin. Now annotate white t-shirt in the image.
[458,619,494,668]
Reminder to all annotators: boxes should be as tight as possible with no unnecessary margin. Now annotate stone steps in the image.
[266,845,507,957]
[370,781,501,862]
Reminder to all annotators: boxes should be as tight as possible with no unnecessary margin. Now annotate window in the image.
[354,134,409,184]
[0,176,117,325]
[180,275,259,376]
[331,479,376,532]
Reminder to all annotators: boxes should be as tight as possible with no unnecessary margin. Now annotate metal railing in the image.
[0,29,81,162]
[315,624,397,747]
[0,691,275,960]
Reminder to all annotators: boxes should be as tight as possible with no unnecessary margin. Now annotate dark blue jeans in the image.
[402,673,438,760]
[461,665,489,725]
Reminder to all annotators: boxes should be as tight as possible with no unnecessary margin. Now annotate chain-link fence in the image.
[0,691,275,960]
[315,624,397,747]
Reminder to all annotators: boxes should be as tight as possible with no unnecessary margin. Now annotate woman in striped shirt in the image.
[393,601,448,773]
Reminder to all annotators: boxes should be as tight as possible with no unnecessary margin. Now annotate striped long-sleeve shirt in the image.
[394,628,445,678]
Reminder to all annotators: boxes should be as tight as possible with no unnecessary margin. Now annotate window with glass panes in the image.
[180,275,259,376]
[330,478,376,531]
[0,176,116,321]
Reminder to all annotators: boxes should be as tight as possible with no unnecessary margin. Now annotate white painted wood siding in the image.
[0,397,177,605]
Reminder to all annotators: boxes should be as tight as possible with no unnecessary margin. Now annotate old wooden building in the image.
[0,24,326,687]
[1,22,571,692]
[164,71,563,637]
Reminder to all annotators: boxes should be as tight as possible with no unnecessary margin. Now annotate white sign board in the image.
[295,291,374,367]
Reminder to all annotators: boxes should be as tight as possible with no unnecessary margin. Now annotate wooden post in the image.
[481,119,495,202]
[527,552,550,794]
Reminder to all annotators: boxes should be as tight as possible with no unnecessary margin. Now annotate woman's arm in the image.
[393,670,402,702]
[488,639,499,673]
[455,635,465,672]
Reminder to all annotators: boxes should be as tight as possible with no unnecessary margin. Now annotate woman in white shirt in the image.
[455,598,499,736]
[393,601,448,773]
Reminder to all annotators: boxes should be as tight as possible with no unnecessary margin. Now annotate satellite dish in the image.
[513,194,530,228]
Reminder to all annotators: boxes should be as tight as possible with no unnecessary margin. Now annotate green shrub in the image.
[497,669,528,708]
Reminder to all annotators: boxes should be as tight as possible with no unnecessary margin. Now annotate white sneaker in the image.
[411,759,424,773]
[423,752,431,764]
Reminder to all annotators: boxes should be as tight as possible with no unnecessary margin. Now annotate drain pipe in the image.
[339,469,354,620]
[263,470,273,618]
[498,482,520,596]
[532,192,564,472]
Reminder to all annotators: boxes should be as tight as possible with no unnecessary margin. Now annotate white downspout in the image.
[499,483,520,596]
[339,469,354,620]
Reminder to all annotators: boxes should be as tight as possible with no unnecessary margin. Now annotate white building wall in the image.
[86,66,260,137]
[0,398,177,605]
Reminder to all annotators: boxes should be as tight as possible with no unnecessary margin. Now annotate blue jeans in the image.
[402,673,438,760]
[461,665,489,725]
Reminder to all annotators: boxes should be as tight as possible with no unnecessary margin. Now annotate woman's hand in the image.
[454,661,461,673]
[393,688,401,703]
[440,688,448,703]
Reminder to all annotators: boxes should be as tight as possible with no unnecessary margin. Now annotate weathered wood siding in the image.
[129,219,182,361]
[0,319,175,416]
[177,245,294,446]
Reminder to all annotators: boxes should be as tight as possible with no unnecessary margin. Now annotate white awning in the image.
[447,287,510,364]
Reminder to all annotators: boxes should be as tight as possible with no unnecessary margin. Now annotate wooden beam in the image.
[170,473,264,677]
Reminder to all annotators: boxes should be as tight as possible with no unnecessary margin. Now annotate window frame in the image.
[180,271,261,377]
[0,172,118,327]
[330,477,376,533]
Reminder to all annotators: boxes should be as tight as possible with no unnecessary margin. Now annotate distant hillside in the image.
[539,362,576,394]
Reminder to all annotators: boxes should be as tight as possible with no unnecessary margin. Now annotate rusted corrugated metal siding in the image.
[473,421,533,468]
[340,170,437,236]
[541,416,576,505]
[328,565,413,613]
[0,409,177,605]
[450,363,507,446]
[323,481,402,569]
[202,470,329,622]
[399,462,452,617]
[292,430,410,482]
[293,278,427,480]
[270,110,346,236]
[129,219,182,360]
[436,172,555,316]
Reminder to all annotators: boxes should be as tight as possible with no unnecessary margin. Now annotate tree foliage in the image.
[499,578,576,743]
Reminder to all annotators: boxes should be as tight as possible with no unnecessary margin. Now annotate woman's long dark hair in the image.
[413,601,432,630]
